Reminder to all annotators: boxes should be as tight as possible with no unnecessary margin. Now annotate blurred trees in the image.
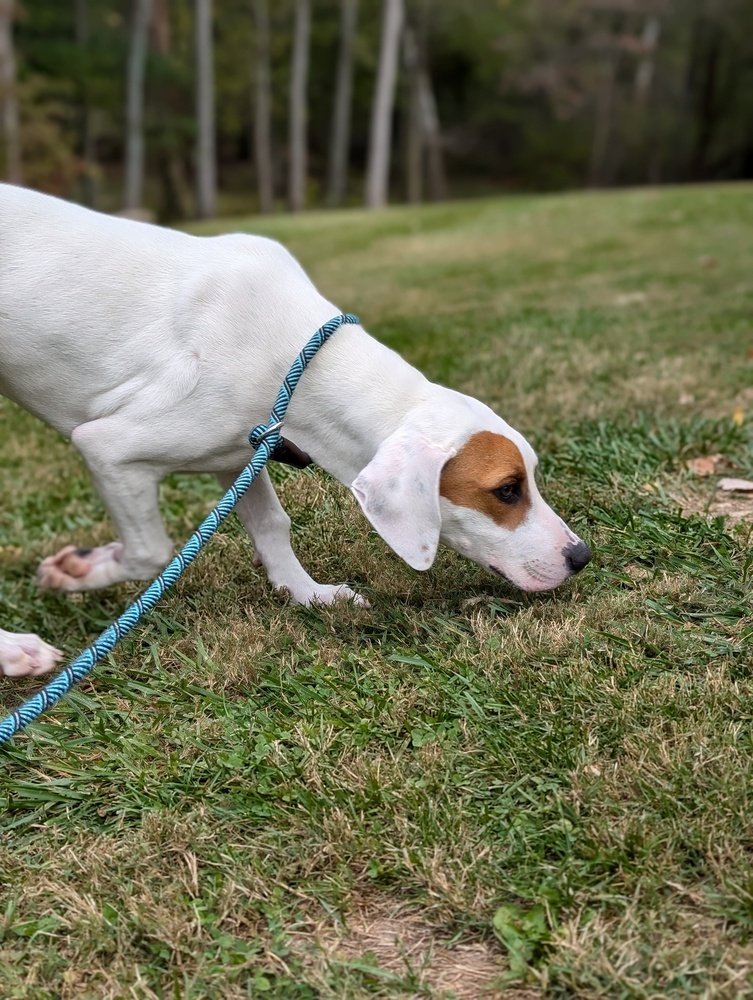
[500,0,753,189]
[123,0,152,210]
[0,0,22,184]
[365,0,403,208]
[252,0,272,212]
[194,0,216,217]
[326,0,357,206]
[403,1,446,203]
[4,0,752,218]
[74,0,97,204]
[288,0,310,210]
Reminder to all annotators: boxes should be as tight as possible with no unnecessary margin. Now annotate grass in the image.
[1,184,752,998]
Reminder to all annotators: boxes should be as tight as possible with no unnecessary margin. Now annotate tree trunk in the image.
[365,0,403,209]
[689,18,730,181]
[195,0,216,218]
[152,0,171,53]
[418,64,446,200]
[124,0,153,211]
[288,0,310,212]
[412,0,445,202]
[75,0,98,207]
[403,12,445,205]
[153,0,191,220]
[403,26,422,204]
[634,16,661,104]
[589,50,617,188]
[0,0,22,185]
[327,0,358,207]
[634,15,661,185]
[253,0,274,214]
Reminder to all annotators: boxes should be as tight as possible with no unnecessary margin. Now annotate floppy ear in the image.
[351,432,456,571]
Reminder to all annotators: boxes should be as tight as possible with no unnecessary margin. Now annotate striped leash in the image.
[0,313,359,744]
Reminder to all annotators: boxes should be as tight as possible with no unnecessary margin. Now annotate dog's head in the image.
[350,391,590,591]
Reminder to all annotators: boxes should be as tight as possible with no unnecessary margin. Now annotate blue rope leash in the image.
[0,313,360,745]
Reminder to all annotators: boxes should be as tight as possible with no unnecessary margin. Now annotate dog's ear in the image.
[351,432,456,571]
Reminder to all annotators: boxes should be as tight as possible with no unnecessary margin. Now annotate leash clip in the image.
[249,420,284,448]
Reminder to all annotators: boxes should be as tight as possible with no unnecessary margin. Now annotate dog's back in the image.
[0,184,327,436]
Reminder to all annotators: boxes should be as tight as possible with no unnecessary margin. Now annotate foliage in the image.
[17,74,79,193]
[7,0,753,216]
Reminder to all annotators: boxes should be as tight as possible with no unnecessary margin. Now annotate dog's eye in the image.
[492,482,521,505]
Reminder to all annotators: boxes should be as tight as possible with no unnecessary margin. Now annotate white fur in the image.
[0,184,588,678]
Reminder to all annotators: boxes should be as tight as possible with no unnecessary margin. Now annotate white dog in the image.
[0,184,590,678]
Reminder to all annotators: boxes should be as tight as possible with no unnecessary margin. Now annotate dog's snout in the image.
[564,540,592,575]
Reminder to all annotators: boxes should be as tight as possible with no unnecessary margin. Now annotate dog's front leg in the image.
[37,419,174,592]
[218,469,367,607]
[0,629,62,678]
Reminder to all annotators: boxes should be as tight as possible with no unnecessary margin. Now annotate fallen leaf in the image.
[718,478,753,493]
[686,454,725,477]
[732,407,745,426]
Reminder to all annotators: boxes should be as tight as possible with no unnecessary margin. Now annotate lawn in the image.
[1,184,752,998]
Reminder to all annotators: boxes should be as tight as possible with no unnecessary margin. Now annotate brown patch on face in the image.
[440,431,531,529]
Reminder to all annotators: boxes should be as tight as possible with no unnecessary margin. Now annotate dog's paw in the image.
[0,630,63,678]
[37,542,124,591]
[286,583,370,608]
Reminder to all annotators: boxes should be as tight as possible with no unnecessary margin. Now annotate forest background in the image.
[1,0,752,222]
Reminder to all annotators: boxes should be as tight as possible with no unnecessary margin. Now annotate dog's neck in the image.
[281,323,438,486]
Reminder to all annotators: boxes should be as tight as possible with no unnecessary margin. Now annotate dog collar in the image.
[247,314,362,469]
[247,420,313,468]
[271,436,314,469]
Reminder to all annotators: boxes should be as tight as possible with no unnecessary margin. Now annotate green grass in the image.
[1,185,753,998]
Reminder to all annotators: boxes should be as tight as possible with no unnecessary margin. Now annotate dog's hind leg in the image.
[37,418,174,592]
[218,469,367,607]
[0,629,62,677]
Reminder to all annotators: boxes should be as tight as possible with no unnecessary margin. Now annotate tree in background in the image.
[124,0,153,211]
[419,58,446,200]
[253,0,273,213]
[151,0,192,220]
[0,0,21,184]
[195,0,215,218]
[684,0,751,182]
[6,0,753,213]
[365,0,404,208]
[403,0,446,203]
[634,13,660,106]
[327,0,358,206]
[501,0,753,189]
[288,0,310,212]
[403,22,421,203]
[74,0,97,206]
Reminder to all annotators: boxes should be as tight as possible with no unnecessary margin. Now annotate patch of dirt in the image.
[288,899,540,999]
[671,485,753,527]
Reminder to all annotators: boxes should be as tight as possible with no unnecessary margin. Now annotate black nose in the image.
[564,540,592,575]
